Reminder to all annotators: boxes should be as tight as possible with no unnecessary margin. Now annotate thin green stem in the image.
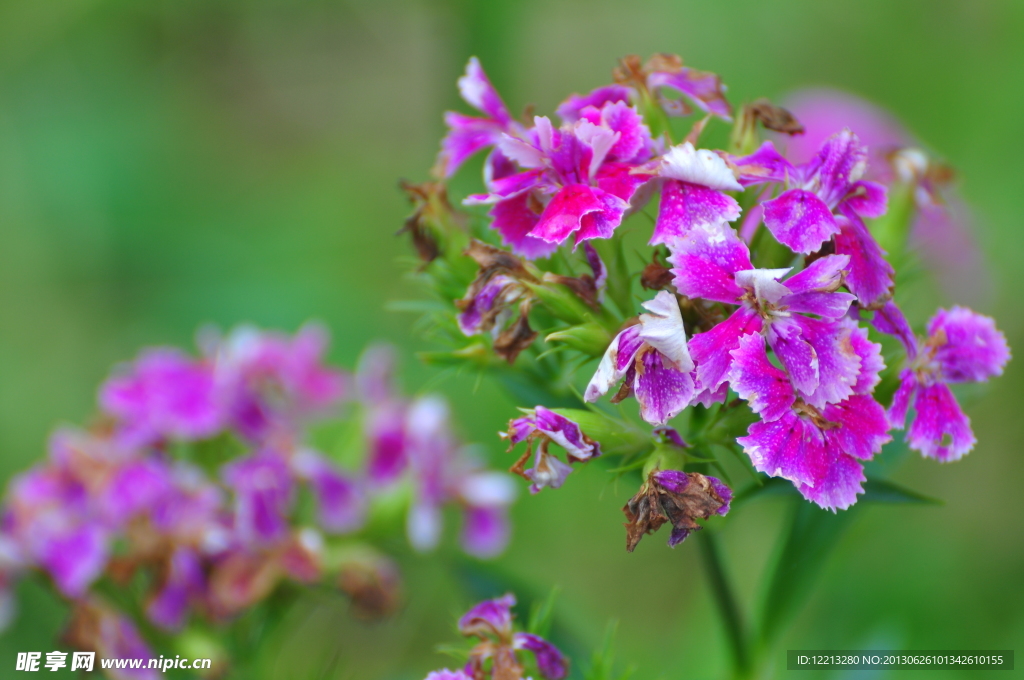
[697,531,751,680]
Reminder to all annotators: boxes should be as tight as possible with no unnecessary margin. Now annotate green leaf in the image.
[757,499,858,650]
[583,621,635,680]
[527,587,560,638]
[733,476,795,508]
[862,477,943,505]
[596,237,635,319]
[549,408,650,457]
[523,281,595,326]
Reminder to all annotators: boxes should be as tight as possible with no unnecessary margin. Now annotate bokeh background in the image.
[1,0,1022,678]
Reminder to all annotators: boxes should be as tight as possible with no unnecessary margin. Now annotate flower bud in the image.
[523,281,596,326]
[545,323,612,357]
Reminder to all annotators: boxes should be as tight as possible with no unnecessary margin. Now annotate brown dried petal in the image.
[748,98,805,135]
[641,260,674,291]
[612,54,645,87]
[338,556,403,619]
[623,471,728,552]
[465,239,533,281]
[493,306,538,364]
[645,53,684,74]
[623,484,666,552]
[207,552,282,619]
[398,180,459,263]
[398,212,441,263]
[543,272,601,308]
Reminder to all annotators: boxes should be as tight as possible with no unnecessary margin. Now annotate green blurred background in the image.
[0,0,1022,678]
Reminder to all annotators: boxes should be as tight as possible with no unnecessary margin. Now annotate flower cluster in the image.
[357,344,517,558]
[422,593,568,680]
[0,326,515,673]
[413,52,1010,543]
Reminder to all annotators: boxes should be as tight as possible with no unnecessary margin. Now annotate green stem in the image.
[697,531,751,680]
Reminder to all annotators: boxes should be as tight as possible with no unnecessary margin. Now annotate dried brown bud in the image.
[542,272,601,309]
[641,260,674,291]
[493,305,538,364]
[623,470,730,552]
[747,98,805,135]
[468,643,524,680]
[338,554,403,619]
[398,180,463,263]
[612,54,646,87]
[645,53,684,74]
[207,552,282,618]
[464,239,534,281]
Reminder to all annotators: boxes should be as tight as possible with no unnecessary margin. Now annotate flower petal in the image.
[843,319,885,395]
[651,181,741,245]
[795,317,861,408]
[584,325,640,402]
[795,452,866,511]
[907,382,976,461]
[458,57,512,125]
[731,141,794,186]
[534,406,600,460]
[556,85,632,123]
[928,306,1010,383]
[514,632,570,680]
[660,142,742,191]
[762,189,839,255]
[460,506,510,559]
[489,194,558,259]
[834,214,894,306]
[634,350,695,425]
[647,67,733,120]
[823,394,892,461]
[667,221,752,303]
[638,291,693,370]
[458,593,516,638]
[737,412,827,488]
[689,306,762,391]
[767,319,820,399]
[728,333,795,422]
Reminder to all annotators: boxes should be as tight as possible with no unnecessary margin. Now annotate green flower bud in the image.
[545,322,612,358]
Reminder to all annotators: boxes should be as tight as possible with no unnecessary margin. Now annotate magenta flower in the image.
[145,547,205,630]
[459,592,517,638]
[424,671,473,680]
[504,406,601,493]
[148,465,227,552]
[355,345,410,487]
[670,222,860,408]
[290,449,366,534]
[731,334,890,510]
[514,633,570,679]
[222,452,294,546]
[556,85,632,123]
[780,89,989,304]
[404,397,516,559]
[67,600,161,680]
[651,142,743,245]
[563,54,732,122]
[4,463,108,598]
[883,304,1010,461]
[99,348,222,449]
[761,129,885,252]
[212,324,348,441]
[457,593,569,680]
[468,107,651,251]
[437,57,521,179]
[585,290,695,425]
